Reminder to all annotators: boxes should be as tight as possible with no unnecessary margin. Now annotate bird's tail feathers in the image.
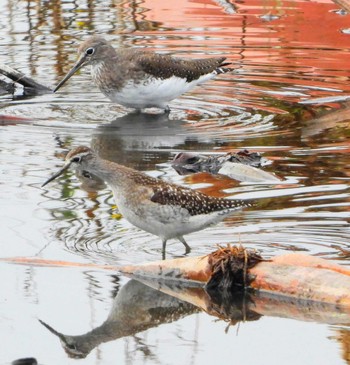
[215,60,233,74]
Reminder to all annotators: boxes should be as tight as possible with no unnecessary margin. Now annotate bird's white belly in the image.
[115,198,191,240]
[114,192,235,241]
[106,74,215,109]
[90,61,219,109]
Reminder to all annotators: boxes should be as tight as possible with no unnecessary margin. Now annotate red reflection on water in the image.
[139,0,350,97]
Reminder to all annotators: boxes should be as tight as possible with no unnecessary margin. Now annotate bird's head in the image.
[42,146,96,187]
[54,36,112,92]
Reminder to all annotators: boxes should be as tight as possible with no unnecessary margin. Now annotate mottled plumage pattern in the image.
[54,35,234,109]
[150,184,248,216]
[139,54,232,82]
[96,162,249,216]
[43,146,251,254]
[92,162,249,215]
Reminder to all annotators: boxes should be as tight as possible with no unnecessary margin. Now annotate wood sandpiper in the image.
[42,146,250,255]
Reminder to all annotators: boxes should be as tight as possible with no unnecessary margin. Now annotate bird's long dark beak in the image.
[54,54,87,92]
[41,161,72,187]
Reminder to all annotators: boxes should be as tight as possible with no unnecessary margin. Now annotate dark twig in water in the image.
[243,247,248,289]
[331,244,350,258]
[0,63,52,94]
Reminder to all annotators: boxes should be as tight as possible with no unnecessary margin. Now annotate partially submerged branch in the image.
[0,63,52,95]
[120,245,350,307]
[3,245,350,307]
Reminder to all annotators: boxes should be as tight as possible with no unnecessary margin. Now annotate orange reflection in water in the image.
[138,0,350,95]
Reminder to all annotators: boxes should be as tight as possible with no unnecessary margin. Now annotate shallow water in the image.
[1,0,350,364]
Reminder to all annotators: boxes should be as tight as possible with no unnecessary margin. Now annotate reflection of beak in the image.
[41,161,72,187]
[54,54,87,92]
[39,319,67,341]
[39,319,87,358]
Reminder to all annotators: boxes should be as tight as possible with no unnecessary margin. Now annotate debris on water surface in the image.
[0,63,52,95]
[119,245,350,306]
[172,149,271,176]
[11,358,38,365]
[206,245,265,292]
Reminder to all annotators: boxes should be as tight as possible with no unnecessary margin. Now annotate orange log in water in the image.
[120,247,350,307]
[250,255,350,306]
[2,247,350,307]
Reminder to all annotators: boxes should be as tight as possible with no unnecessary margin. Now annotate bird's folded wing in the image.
[139,54,229,82]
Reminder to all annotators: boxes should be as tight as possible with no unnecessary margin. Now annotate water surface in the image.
[1,0,350,364]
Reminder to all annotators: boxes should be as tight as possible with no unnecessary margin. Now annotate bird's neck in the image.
[90,58,122,91]
[89,158,140,187]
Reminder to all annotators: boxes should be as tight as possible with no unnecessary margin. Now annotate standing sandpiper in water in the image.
[42,146,250,256]
[54,36,233,111]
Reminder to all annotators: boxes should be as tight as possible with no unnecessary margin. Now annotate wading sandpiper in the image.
[54,36,233,111]
[42,146,250,255]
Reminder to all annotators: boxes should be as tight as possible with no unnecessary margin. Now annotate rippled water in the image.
[1,0,350,364]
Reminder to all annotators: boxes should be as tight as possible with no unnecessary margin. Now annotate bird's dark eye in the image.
[85,47,95,55]
[66,342,77,350]
[72,156,81,163]
[82,170,92,179]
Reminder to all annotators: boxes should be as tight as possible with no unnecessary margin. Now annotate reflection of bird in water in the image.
[91,111,192,169]
[39,280,197,358]
[42,146,250,255]
[54,36,233,111]
[73,111,191,191]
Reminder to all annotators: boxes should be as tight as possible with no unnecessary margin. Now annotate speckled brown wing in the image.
[138,53,233,82]
[150,184,250,216]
